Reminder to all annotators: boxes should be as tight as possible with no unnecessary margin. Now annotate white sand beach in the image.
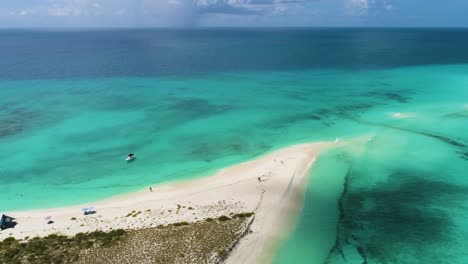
[1,142,332,263]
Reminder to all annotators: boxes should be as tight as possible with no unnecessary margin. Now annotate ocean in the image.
[1,28,467,263]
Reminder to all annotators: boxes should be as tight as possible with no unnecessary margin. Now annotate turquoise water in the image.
[0,69,369,210]
[274,66,468,263]
[1,29,468,263]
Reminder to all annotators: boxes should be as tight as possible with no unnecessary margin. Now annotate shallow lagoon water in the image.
[0,29,467,263]
[274,66,468,263]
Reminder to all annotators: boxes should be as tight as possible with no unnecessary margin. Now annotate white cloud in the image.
[272,4,287,15]
[48,7,81,16]
[0,0,344,27]
[115,8,127,16]
[346,0,394,16]
[346,0,371,16]
[194,0,306,16]
[168,0,182,5]
[6,0,307,24]
[47,0,102,17]
[18,9,36,16]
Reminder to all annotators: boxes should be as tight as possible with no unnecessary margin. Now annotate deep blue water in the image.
[2,28,468,80]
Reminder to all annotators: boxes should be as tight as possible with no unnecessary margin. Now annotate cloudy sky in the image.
[0,0,467,28]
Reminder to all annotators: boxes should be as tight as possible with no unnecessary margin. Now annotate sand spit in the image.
[1,142,332,263]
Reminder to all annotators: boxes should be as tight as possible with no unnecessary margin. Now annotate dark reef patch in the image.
[456,150,468,161]
[367,81,393,88]
[0,107,39,138]
[0,101,19,112]
[316,108,333,117]
[262,100,385,130]
[143,97,236,131]
[259,111,327,130]
[343,115,468,159]
[285,90,312,102]
[182,135,272,163]
[337,103,375,113]
[96,95,147,111]
[442,110,468,119]
[327,166,353,264]
[265,87,415,132]
[362,90,411,103]
[185,138,248,162]
[168,98,234,120]
[327,169,468,263]
[334,103,378,120]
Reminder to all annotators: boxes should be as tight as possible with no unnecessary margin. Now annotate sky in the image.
[0,0,467,28]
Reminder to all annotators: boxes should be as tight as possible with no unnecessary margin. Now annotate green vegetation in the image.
[233,212,255,218]
[218,215,231,222]
[70,217,77,221]
[126,210,142,218]
[77,217,251,264]
[0,215,252,264]
[217,249,226,256]
[131,212,141,218]
[3,237,15,243]
[172,222,190,227]
[0,229,126,264]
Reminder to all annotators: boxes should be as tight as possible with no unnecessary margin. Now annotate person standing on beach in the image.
[149,187,153,192]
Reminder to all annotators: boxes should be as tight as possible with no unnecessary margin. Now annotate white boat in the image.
[126,153,135,161]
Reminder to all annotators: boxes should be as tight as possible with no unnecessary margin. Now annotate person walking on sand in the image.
[149,187,153,192]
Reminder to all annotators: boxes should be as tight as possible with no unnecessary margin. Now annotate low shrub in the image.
[233,212,254,218]
[172,222,190,227]
[0,229,127,263]
[217,216,230,222]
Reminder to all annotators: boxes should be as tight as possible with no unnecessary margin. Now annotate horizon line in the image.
[1,26,468,31]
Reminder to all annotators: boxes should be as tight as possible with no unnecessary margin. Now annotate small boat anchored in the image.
[126,153,135,161]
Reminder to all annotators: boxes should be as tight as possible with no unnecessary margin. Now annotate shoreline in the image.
[1,142,333,263]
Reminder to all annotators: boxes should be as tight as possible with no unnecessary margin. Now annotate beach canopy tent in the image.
[0,214,16,230]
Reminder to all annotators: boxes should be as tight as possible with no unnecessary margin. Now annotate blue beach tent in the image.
[0,214,16,230]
